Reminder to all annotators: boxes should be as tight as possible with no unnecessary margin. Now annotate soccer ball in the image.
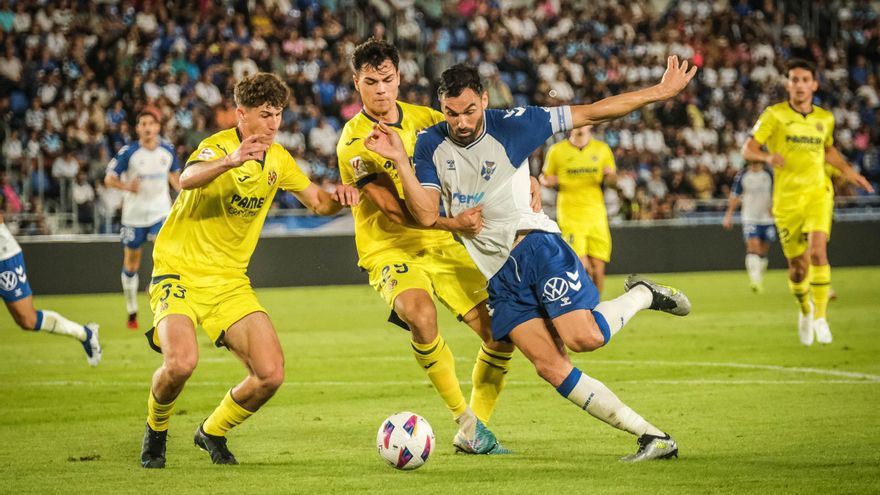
[376,412,435,470]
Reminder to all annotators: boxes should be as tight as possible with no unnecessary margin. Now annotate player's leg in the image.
[509,318,676,461]
[587,257,606,294]
[586,224,612,295]
[778,215,814,345]
[744,236,764,292]
[6,295,101,366]
[460,301,515,425]
[808,231,832,344]
[120,225,146,329]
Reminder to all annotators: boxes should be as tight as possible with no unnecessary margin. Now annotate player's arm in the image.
[361,177,478,233]
[742,138,784,168]
[722,194,740,230]
[291,182,359,216]
[570,56,697,128]
[825,146,875,193]
[167,171,181,192]
[179,134,269,190]
[104,173,139,192]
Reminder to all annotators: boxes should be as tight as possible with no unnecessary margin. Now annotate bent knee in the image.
[533,361,571,388]
[163,356,198,382]
[563,327,605,353]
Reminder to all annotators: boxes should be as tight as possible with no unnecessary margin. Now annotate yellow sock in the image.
[788,275,811,314]
[202,390,254,437]
[470,344,513,424]
[412,336,467,418]
[146,391,176,432]
[811,264,831,319]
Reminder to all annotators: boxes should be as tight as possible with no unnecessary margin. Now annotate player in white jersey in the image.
[365,59,697,462]
[723,162,776,293]
[105,110,181,329]
[0,210,101,366]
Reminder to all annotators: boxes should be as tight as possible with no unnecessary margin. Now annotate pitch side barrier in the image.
[18,220,880,295]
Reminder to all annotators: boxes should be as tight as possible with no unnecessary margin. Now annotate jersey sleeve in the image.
[413,129,442,191]
[601,142,616,173]
[750,108,778,145]
[186,139,228,166]
[162,142,181,172]
[106,145,133,176]
[489,106,573,167]
[543,143,559,176]
[336,131,384,189]
[824,115,835,148]
[730,170,745,196]
[278,149,313,192]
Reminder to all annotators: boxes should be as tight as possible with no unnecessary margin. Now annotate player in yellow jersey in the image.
[139,73,359,468]
[541,126,617,294]
[742,59,873,346]
[337,39,516,454]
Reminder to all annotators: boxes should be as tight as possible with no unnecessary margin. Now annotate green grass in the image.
[1,268,878,494]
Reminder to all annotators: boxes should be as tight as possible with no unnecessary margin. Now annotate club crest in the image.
[267,170,277,186]
[480,161,496,181]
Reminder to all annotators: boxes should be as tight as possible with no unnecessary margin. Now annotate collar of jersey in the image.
[787,101,814,118]
[235,127,266,168]
[445,111,488,149]
[360,103,404,129]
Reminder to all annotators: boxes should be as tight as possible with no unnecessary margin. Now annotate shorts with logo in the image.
[367,241,488,318]
[559,220,612,262]
[0,253,32,303]
[121,219,164,249]
[487,231,599,341]
[742,223,777,243]
[773,189,832,259]
[146,271,266,352]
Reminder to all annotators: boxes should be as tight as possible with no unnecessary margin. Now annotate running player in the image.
[139,73,358,468]
[742,59,873,345]
[723,161,775,293]
[105,109,181,329]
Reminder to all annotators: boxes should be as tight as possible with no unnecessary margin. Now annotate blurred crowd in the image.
[0,0,878,233]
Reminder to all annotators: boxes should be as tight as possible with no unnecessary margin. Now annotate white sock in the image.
[121,270,139,314]
[556,367,663,437]
[454,407,477,438]
[36,310,87,341]
[759,256,768,281]
[592,285,651,341]
[745,253,761,285]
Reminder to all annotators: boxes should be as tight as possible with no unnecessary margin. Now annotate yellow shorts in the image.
[367,242,487,318]
[147,272,266,351]
[774,192,832,259]
[559,222,612,262]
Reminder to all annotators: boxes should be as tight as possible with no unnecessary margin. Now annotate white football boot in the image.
[813,317,833,344]
[798,303,814,346]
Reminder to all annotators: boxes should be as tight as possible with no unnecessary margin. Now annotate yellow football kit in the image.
[148,127,312,347]
[544,138,615,261]
[751,102,835,258]
[337,101,486,317]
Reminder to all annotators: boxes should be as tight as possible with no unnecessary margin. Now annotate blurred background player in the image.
[723,161,776,293]
[0,210,100,367]
[139,73,358,468]
[742,59,873,346]
[541,126,617,294]
[104,110,181,329]
[337,39,512,454]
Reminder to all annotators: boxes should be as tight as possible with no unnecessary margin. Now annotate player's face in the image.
[238,103,283,140]
[136,115,160,144]
[441,88,488,145]
[354,60,400,118]
[785,68,818,106]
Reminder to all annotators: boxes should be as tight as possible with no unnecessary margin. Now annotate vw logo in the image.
[0,270,18,292]
[542,277,569,302]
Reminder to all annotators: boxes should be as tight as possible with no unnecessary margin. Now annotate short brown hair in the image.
[352,38,399,73]
[786,58,816,78]
[233,73,289,109]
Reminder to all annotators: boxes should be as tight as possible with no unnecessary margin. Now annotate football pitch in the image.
[1,268,878,494]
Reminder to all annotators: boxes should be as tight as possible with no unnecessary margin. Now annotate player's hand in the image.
[127,178,141,193]
[848,172,875,193]
[332,183,360,207]
[365,123,408,164]
[529,176,542,213]
[657,55,698,99]
[453,205,483,235]
[228,134,270,167]
[722,213,733,230]
[766,153,785,168]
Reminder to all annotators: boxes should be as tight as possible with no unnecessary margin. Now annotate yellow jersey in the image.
[152,128,312,282]
[337,101,449,268]
[543,138,615,230]
[751,102,835,205]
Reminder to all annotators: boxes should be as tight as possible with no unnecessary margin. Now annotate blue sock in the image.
[556,367,583,398]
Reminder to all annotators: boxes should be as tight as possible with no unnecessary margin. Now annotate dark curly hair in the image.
[351,38,399,73]
[437,64,484,100]
[233,72,289,109]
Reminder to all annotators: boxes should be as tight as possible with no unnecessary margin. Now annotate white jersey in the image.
[106,141,180,227]
[731,165,774,225]
[415,106,573,278]
[0,222,22,262]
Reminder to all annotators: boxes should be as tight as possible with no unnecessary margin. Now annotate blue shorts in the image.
[0,252,33,303]
[487,231,600,341]
[742,223,776,243]
[121,219,164,249]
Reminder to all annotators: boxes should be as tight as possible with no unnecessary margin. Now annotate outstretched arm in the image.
[293,182,359,216]
[570,56,698,128]
[825,146,875,193]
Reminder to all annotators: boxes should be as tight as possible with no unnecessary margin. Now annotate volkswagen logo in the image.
[542,277,569,302]
[0,271,18,292]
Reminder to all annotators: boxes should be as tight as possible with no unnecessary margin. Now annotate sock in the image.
[411,335,467,418]
[454,407,477,439]
[202,390,254,437]
[592,285,652,343]
[469,344,513,424]
[759,256,769,280]
[811,264,831,319]
[788,276,812,314]
[121,270,139,315]
[556,367,663,437]
[146,390,176,432]
[34,310,87,341]
[745,253,762,285]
